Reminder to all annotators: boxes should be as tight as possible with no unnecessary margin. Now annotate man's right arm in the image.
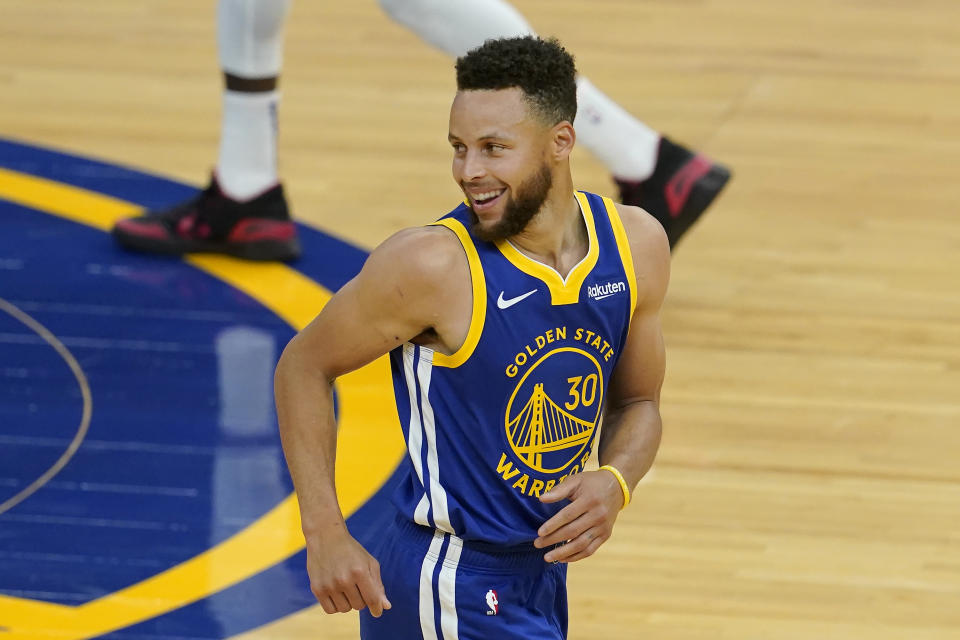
[274,224,470,616]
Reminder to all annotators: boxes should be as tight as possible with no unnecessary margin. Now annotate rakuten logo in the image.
[587,281,626,301]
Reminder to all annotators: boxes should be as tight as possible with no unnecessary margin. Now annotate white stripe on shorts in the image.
[418,531,463,640]
[419,530,446,640]
[438,535,463,640]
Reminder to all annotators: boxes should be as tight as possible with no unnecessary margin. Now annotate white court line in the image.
[0,296,93,515]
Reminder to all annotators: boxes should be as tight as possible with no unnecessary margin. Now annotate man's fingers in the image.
[539,515,591,550]
[539,475,579,504]
[357,566,390,618]
[557,534,605,563]
[358,575,382,618]
[318,595,337,615]
[330,591,352,614]
[545,530,590,563]
[536,500,586,538]
[545,528,604,563]
[535,501,589,547]
[370,559,392,610]
[344,584,367,612]
[306,538,388,616]
[375,563,392,611]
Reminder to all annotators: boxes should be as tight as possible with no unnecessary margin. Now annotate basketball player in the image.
[112,0,729,261]
[274,36,667,638]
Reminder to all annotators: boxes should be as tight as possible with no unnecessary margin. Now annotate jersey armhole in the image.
[603,197,638,328]
[429,218,486,368]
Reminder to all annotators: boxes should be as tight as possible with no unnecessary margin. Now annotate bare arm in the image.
[597,205,669,491]
[274,225,470,615]
[535,205,670,562]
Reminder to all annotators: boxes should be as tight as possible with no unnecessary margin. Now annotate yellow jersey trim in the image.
[494,191,599,306]
[430,218,486,368]
[604,197,638,323]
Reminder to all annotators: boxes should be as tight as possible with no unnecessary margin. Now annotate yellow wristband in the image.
[599,464,631,509]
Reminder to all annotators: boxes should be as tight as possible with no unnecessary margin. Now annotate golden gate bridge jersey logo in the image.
[504,347,604,474]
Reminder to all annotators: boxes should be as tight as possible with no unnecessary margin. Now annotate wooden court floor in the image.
[2,0,959,638]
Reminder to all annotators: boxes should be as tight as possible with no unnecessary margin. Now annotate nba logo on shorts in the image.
[485,589,499,615]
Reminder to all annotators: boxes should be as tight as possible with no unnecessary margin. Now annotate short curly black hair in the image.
[455,36,577,126]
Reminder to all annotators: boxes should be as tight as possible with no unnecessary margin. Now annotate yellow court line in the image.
[0,168,405,639]
[0,595,74,621]
[0,168,140,231]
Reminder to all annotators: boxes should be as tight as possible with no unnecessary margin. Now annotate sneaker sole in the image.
[113,228,301,262]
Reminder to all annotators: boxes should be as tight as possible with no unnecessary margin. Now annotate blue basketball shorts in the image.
[359,515,568,640]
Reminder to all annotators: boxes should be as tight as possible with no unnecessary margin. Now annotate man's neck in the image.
[508,180,587,279]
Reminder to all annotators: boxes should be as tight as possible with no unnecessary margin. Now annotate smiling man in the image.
[274,36,668,639]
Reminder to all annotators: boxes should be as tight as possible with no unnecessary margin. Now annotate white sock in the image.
[217,0,291,78]
[379,0,661,181]
[216,90,280,200]
[379,0,534,57]
[215,0,290,200]
[575,78,660,182]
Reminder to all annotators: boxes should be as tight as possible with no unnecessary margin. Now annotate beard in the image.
[468,163,553,243]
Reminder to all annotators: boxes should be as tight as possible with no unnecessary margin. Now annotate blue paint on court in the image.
[0,138,400,637]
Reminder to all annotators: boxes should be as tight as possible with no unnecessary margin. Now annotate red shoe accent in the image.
[176,214,196,237]
[115,219,171,240]
[665,155,712,217]
[227,218,297,243]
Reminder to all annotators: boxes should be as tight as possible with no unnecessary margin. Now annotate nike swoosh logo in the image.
[497,289,538,309]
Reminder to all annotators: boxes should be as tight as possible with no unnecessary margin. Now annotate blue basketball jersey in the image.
[389,190,637,546]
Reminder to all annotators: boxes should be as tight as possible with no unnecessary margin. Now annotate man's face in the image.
[448,88,554,242]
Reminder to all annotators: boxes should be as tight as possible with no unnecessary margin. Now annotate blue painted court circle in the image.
[0,296,91,513]
[0,138,402,638]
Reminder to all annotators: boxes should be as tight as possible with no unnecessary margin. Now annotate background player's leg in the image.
[378,0,730,247]
[112,0,300,261]
[216,0,289,200]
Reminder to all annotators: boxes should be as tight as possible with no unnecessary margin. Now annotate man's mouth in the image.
[470,188,506,212]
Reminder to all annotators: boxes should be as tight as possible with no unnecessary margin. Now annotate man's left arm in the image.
[535,206,670,563]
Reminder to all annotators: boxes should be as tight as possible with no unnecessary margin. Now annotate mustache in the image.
[461,182,503,191]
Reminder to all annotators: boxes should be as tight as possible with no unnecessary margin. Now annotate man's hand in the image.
[533,469,625,563]
[306,530,392,617]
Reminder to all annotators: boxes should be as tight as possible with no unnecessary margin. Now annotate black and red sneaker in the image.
[615,136,731,249]
[112,177,301,262]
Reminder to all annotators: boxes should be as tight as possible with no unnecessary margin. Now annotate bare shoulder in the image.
[613,203,670,310]
[359,223,469,295]
[353,222,472,352]
[613,203,669,263]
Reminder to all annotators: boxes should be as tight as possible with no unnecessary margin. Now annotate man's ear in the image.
[551,121,576,161]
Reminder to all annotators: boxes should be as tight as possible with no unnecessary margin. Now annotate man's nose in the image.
[460,150,487,181]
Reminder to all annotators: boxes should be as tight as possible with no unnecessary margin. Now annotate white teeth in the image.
[474,190,503,202]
